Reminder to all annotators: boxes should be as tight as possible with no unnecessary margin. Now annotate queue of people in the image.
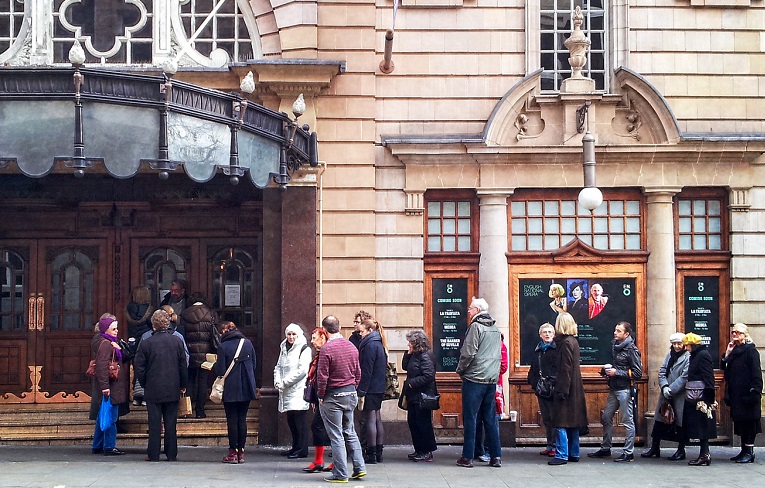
[91,290,762,476]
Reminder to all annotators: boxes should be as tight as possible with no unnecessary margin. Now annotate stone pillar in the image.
[477,191,513,338]
[644,188,681,418]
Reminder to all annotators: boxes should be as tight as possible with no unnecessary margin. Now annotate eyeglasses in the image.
[731,331,741,335]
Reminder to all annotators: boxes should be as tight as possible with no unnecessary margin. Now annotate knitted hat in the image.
[682,332,703,346]
[98,316,117,334]
[285,322,304,338]
[669,332,685,343]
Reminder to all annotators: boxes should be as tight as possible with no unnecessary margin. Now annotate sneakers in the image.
[413,452,433,462]
[407,451,418,460]
[614,453,635,463]
[350,470,366,479]
[323,476,348,483]
[548,457,567,466]
[456,457,474,468]
[474,453,490,462]
[588,448,611,458]
[489,457,501,468]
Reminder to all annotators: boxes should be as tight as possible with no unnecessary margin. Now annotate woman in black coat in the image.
[681,333,717,466]
[548,312,587,466]
[721,323,763,463]
[214,320,258,464]
[527,322,558,456]
[357,319,388,464]
[401,329,438,462]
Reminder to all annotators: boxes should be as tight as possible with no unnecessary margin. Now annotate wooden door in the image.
[0,239,108,403]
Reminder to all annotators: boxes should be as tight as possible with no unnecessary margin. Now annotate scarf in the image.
[539,341,554,352]
[100,333,123,362]
[666,346,683,371]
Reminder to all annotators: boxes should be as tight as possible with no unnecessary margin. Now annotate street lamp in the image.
[576,102,602,212]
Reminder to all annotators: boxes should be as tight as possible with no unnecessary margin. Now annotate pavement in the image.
[1,444,764,488]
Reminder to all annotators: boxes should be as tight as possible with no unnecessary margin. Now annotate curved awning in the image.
[0,67,318,188]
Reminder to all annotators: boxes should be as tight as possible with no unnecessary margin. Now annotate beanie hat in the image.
[669,332,685,344]
[98,316,117,334]
[682,332,703,346]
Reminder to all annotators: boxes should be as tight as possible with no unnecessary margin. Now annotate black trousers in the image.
[407,405,437,454]
[287,410,309,456]
[188,366,209,415]
[146,401,179,461]
[224,401,250,450]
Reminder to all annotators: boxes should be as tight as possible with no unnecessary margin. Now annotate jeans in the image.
[92,400,119,450]
[601,388,634,454]
[554,427,580,460]
[319,389,365,480]
[224,401,250,450]
[147,401,179,461]
[461,380,501,460]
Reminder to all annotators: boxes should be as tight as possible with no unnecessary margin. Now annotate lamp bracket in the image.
[576,100,591,134]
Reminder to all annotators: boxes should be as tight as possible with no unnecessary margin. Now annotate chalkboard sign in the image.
[431,278,469,372]
[684,276,720,365]
[519,277,637,365]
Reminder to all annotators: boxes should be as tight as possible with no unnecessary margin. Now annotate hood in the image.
[281,323,307,349]
[471,312,496,328]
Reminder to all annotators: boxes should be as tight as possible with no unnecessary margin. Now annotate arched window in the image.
[0,249,25,332]
[143,247,188,306]
[50,248,94,331]
[211,246,258,329]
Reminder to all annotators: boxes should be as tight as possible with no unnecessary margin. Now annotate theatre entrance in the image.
[0,174,264,404]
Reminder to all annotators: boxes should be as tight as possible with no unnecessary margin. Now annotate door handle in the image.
[35,295,44,330]
[28,295,37,330]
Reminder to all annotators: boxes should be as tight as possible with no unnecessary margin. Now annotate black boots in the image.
[640,438,661,458]
[688,452,711,466]
[667,448,685,461]
[730,447,745,461]
[364,447,377,464]
[735,445,755,464]
[375,444,384,463]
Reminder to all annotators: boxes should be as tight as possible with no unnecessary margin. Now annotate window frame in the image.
[424,189,480,255]
[674,188,729,253]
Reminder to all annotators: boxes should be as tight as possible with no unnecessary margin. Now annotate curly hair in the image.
[406,329,430,353]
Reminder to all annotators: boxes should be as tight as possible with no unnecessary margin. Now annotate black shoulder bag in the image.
[534,353,556,400]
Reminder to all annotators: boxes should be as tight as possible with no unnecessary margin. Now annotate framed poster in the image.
[519,277,637,365]
[683,276,720,365]
[431,277,469,372]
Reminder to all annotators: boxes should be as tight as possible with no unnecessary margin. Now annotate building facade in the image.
[1,0,763,445]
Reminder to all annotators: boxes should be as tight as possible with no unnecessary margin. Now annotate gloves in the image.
[555,392,567,401]
[662,387,672,400]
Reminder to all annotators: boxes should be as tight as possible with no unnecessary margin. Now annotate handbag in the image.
[397,393,408,410]
[303,380,318,404]
[383,361,400,400]
[534,356,555,400]
[685,380,705,402]
[178,394,193,417]
[98,396,113,432]
[660,401,676,425]
[209,339,245,404]
[107,350,120,380]
[85,359,96,377]
[419,391,441,410]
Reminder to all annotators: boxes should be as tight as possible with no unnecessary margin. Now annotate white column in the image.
[644,188,681,414]
[477,191,513,333]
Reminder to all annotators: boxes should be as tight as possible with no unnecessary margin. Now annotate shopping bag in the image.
[98,397,113,432]
[178,394,193,417]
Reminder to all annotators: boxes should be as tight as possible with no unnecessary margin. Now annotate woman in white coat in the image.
[274,322,312,458]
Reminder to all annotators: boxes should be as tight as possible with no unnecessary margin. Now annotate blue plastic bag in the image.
[98,397,113,432]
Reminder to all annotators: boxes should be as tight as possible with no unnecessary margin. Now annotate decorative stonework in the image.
[561,6,595,93]
[730,189,750,212]
[0,366,89,404]
[405,191,424,216]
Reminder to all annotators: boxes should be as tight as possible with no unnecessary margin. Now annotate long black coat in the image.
[358,330,387,396]
[402,350,437,406]
[214,330,258,403]
[721,342,763,422]
[550,334,587,429]
[683,345,716,440]
[134,330,189,403]
[527,340,558,392]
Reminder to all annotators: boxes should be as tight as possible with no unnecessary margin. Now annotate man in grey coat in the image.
[455,297,502,468]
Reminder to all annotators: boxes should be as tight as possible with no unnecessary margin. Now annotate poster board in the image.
[430,277,469,372]
[519,277,637,365]
[683,275,720,365]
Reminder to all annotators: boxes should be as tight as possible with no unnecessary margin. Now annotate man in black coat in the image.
[134,309,189,462]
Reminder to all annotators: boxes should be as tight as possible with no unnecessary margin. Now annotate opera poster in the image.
[431,277,469,372]
[519,277,637,365]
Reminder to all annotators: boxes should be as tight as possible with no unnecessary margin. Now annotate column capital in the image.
[643,186,682,203]
[476,188,516,197]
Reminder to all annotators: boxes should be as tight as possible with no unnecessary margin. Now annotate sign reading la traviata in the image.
[431,278,468,372]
